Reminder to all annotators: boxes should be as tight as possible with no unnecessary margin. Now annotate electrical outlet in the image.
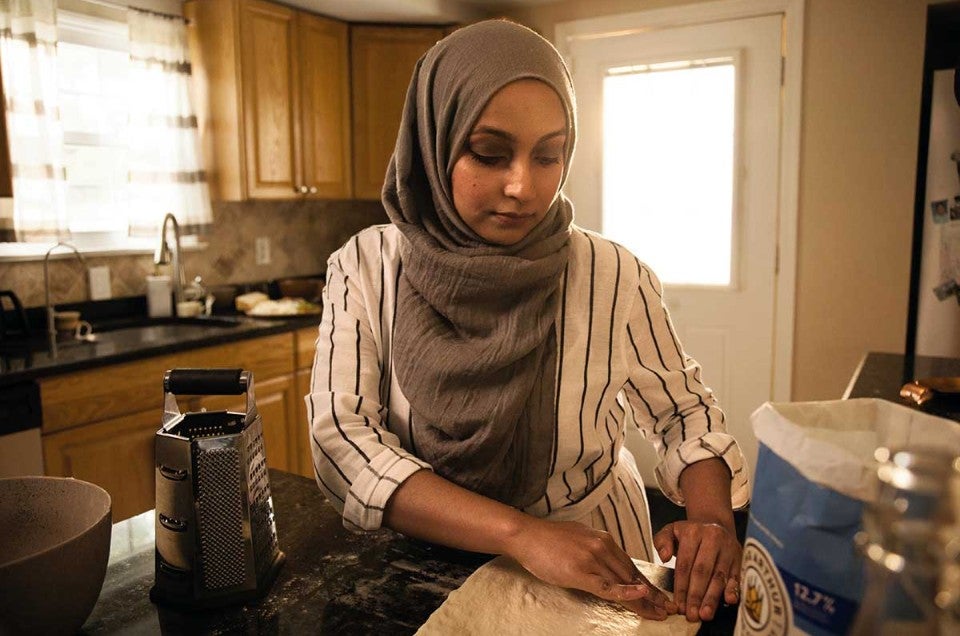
[88,266,111,300]
[255,237,271,265]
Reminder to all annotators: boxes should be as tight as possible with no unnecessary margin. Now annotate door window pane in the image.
[602,61,736,286]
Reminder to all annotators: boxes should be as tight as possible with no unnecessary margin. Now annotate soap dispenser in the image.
[147,269,173,318]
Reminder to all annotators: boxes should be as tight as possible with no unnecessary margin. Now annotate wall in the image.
[0,199,387,309]
[506,0,931,400]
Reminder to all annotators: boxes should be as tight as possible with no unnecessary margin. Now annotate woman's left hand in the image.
[652,520,741,623]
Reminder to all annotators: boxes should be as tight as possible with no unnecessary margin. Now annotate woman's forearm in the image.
[678,458,735,532]
[383,468,676,618]
[383,469,529,554]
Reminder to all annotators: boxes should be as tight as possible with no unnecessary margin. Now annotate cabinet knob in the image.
[308,186,318,194]
[297,185,308,194]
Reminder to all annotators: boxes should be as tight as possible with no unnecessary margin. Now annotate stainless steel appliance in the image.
[150,368,284,608]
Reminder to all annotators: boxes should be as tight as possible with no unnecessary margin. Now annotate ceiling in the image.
[282,0,558,24]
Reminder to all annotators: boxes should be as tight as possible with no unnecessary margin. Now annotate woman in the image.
[308,19,750,623]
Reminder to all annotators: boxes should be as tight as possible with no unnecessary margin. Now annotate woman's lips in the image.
[491,211,535,227]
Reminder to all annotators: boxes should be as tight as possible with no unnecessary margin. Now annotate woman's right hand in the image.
[502,517,679,620]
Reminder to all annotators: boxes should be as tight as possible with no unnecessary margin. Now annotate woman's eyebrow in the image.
[471,126,567,144]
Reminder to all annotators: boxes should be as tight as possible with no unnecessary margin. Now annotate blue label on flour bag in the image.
[779,568,859,631]
[738,445,865,636]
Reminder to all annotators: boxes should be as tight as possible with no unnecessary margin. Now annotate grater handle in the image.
[164,368,247,396]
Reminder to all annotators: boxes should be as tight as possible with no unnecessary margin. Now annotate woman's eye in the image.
[469,150,506,166]
[536,155,562,166]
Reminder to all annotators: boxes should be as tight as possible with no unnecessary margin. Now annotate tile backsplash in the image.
[0,199,388,309]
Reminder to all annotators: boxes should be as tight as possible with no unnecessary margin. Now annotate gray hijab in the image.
[382,20,576,507]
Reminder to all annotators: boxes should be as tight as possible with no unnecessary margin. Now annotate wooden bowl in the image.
[0,477,112,635]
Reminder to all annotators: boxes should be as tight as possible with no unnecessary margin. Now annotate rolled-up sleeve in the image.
[307,241,431,531]
[620,261,750,510]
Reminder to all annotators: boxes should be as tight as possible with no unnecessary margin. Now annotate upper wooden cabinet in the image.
[185,0,351,200]
[350,25,446,200]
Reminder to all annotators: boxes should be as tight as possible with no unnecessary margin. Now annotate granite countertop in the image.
[82,469,491,635]
[82,470,739,635]
[0,313,322,387]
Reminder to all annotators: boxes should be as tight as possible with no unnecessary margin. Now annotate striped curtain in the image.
[0,0,68,242]
[125,7,211,237]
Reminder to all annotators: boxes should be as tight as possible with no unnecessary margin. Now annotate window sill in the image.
[0,236,207,262]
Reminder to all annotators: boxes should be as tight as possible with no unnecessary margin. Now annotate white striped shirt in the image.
[307,224,750,559]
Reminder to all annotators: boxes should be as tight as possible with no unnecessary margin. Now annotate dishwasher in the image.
[0,381,43,477]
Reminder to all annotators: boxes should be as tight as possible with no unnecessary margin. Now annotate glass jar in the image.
[849,447,960,636]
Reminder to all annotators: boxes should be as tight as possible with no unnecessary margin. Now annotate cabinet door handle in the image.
[296,185,308,194]
[308,186,318,194]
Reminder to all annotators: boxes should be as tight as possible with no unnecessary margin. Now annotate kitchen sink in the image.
[0,315,252,361]
[84,315,244,347]
[90,315,243,334]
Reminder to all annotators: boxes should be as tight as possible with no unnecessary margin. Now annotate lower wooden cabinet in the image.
[39,331,309,521]
[43,408,158,523]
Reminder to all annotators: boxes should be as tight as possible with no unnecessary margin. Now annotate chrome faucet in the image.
[155,213,186,315]
[44,242,87,358]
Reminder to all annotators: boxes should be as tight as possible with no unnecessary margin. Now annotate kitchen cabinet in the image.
[39,332,299,521]
[185,0,351,201]
[350,25,447,200]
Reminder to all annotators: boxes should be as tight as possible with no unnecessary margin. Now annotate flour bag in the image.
[734,398,960,636]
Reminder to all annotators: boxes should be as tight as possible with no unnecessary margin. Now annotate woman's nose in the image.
[503,161,535,202]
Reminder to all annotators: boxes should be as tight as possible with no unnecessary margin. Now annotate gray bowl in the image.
[0,477,112,636]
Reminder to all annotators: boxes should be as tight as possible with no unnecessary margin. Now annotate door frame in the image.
[555,0,804,402]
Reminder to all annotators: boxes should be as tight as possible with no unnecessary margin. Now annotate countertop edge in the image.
[0,315,322,388]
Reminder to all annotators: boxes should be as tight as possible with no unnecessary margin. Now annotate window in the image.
[58,10,131,238]
[602,59,736,286]
[0,3,210,256]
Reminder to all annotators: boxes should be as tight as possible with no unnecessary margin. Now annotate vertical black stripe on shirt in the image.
[637,261,722,432]
[355,395,383,444]
[592,241,622,433]
[624,379,656,422]
[616,475,651,560]
[695,365,726,427]
[626,323,686,443]
[330,393,370,462]
[328,304,336,392]
[312,432,353,486]
[599,412,617,480]
[313,463,346,504]
[605,493,627,552]
[378,229,386,340]
[634,261,671,375]
[546,264,569,514]
[639,262,713,433]
[631,267,687,442]
[386,258,403,411]
[354,319,362,394]
[566,237,597,502]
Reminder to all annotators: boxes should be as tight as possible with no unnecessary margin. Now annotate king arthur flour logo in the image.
[735,538,792,635]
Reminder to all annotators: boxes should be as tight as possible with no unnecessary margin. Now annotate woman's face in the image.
[451,79,567,246]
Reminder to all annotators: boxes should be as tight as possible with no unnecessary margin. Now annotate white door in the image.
[566,15,783,482]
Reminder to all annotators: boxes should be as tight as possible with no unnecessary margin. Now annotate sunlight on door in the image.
[603,59,736,286]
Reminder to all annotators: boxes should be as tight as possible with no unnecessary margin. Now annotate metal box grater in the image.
[149,368,285,608]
